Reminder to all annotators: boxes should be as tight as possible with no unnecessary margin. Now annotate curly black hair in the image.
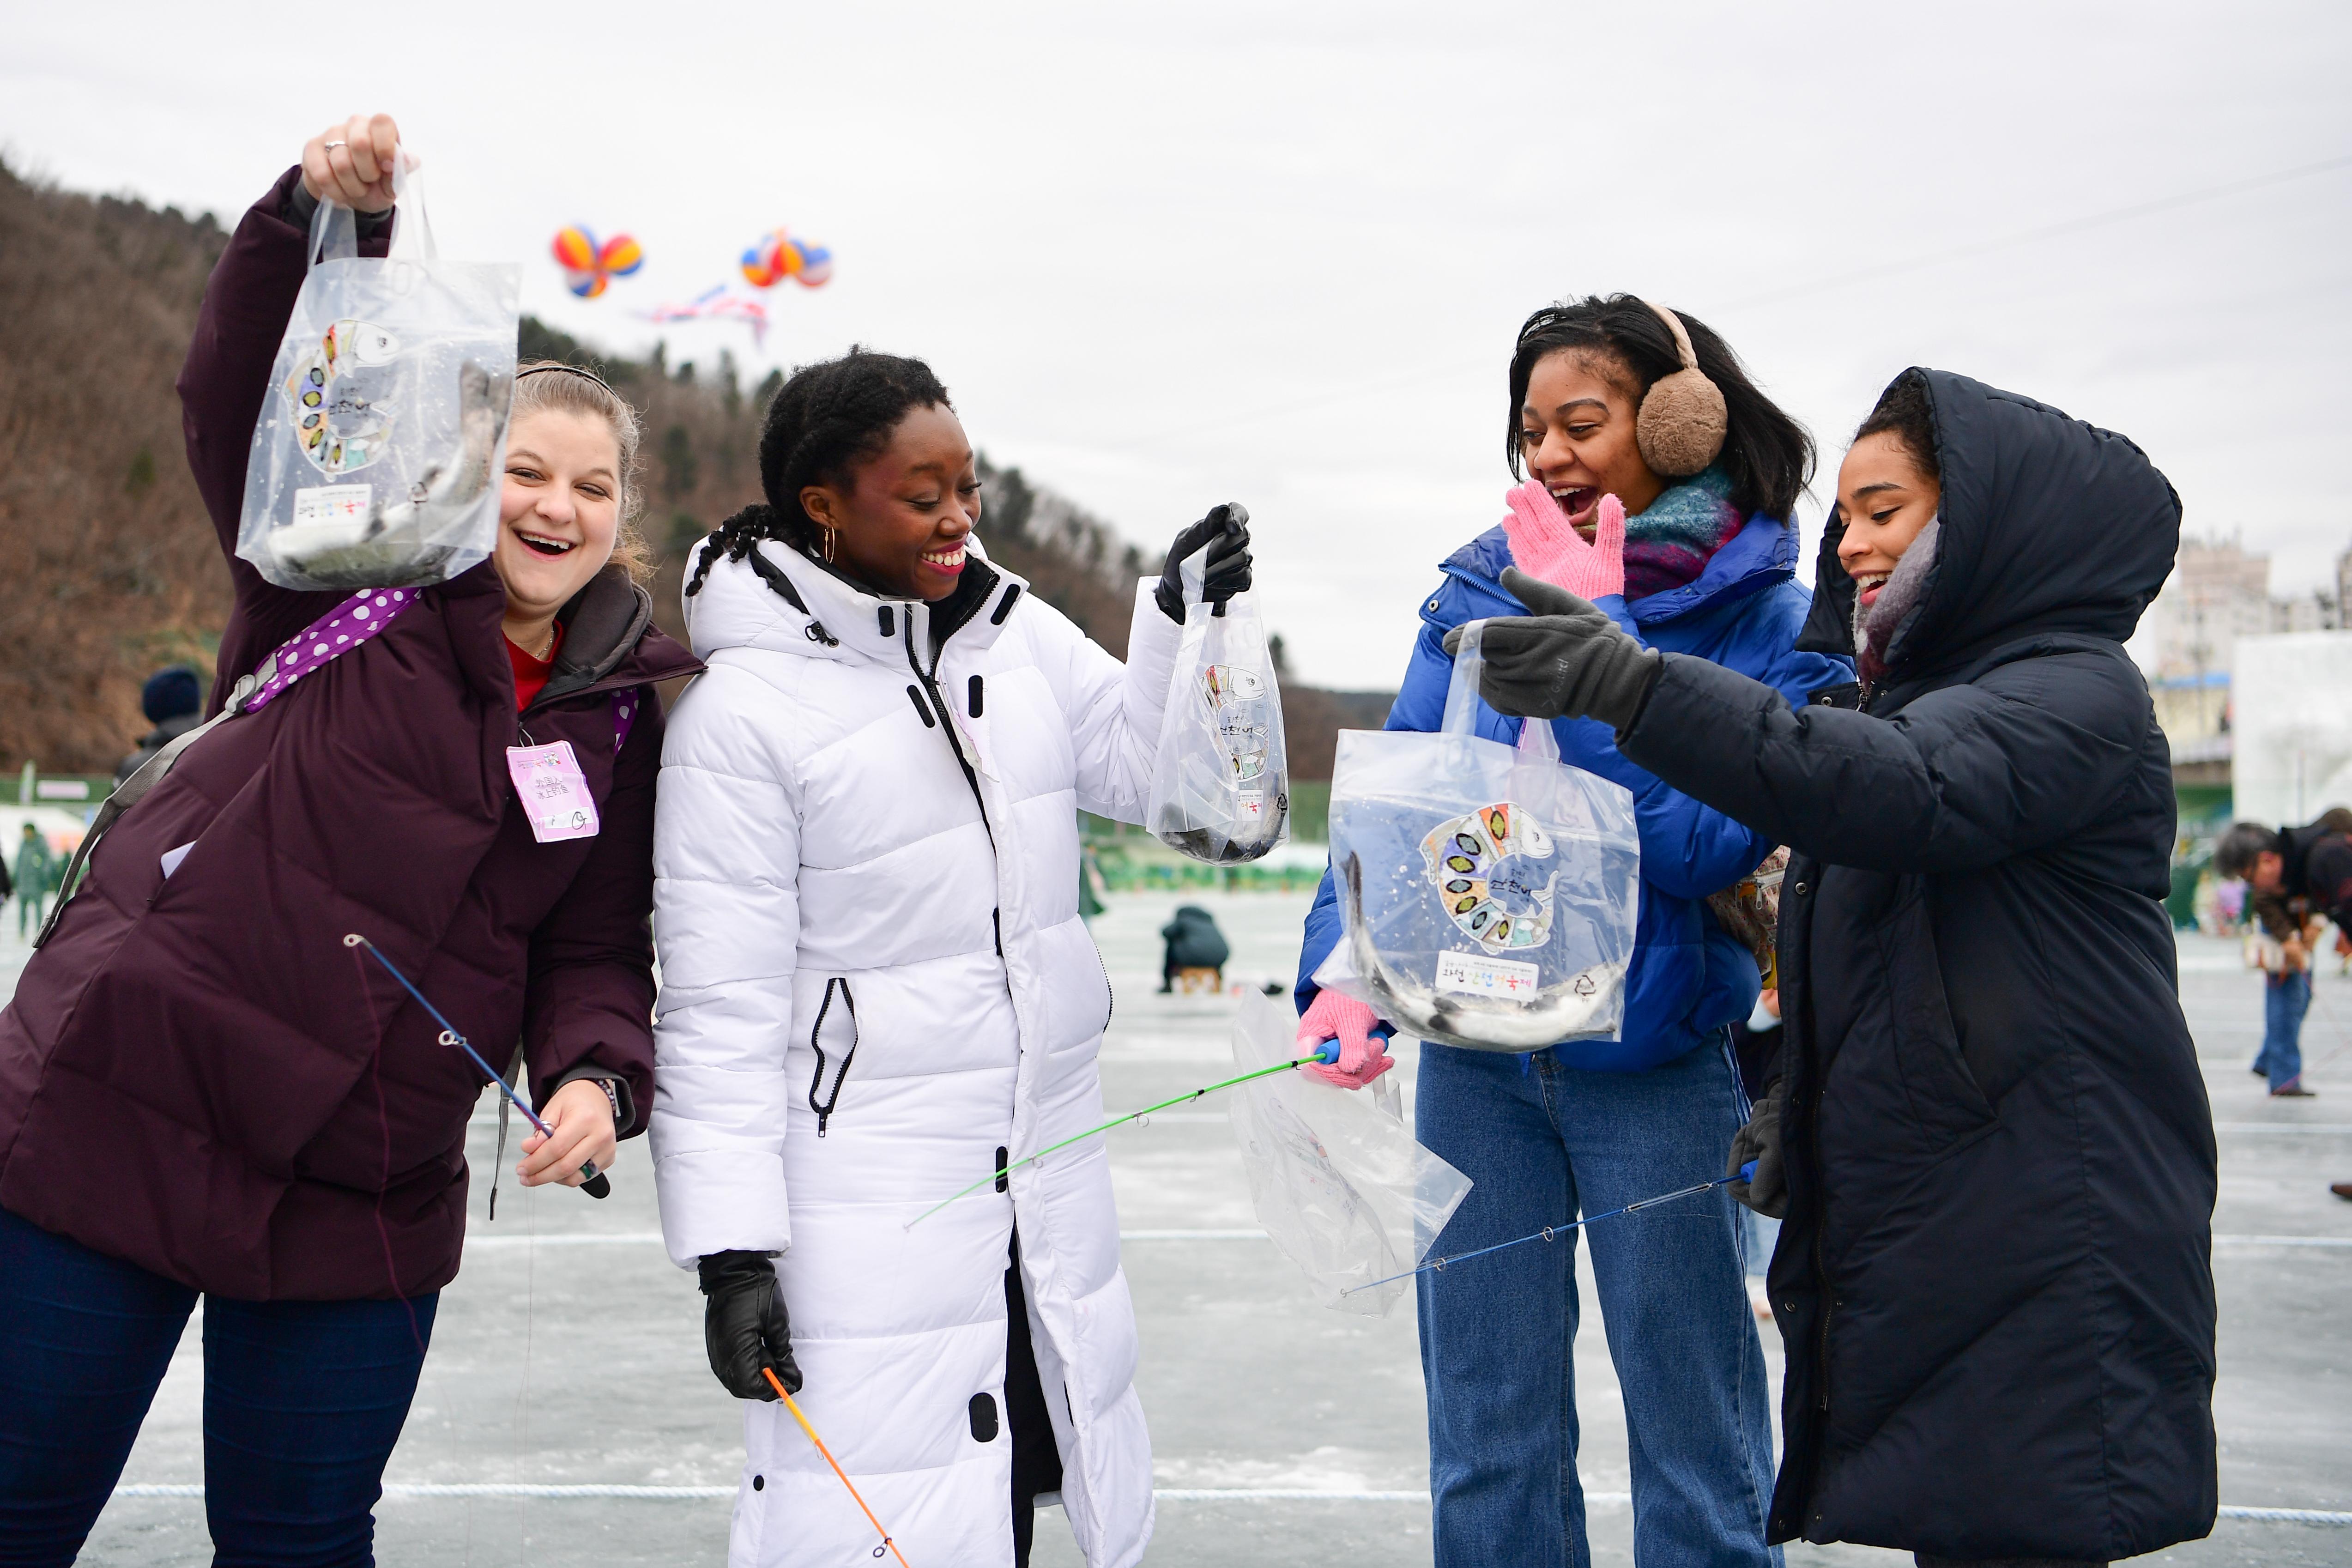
[685,347,952,597]
[1853,369,1941,482]
[1506,294,1814,522]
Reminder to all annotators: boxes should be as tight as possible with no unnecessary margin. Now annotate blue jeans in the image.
[1416,1036,1778,1568]
[2258,969,2310,1091]
[0,1205,437,1567]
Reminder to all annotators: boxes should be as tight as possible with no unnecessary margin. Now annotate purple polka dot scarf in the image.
[243,588,640,749]
[246,590,416,711]
[1621,466,1744,601]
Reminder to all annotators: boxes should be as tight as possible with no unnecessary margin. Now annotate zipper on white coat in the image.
[808,977,858,1136]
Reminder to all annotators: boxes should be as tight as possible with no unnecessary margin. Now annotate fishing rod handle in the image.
[581,1165,611,1199]
[1741,1160,1758,1183]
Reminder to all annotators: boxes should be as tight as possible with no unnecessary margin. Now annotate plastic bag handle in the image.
[1440,620,1486,736]
[302,146,435,272]
[1441,618,1560,762]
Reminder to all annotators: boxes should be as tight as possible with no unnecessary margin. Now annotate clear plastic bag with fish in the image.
[1227,993,1472,1315]
[1147,578,1290,863]
[237,156,519,591]
[1318,621,1640,1051]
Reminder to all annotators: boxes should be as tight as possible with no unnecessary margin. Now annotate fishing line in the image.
[1342,1162,1758,1296]
[762,1368,912,1566]
[345,934,609,1197]
[904,1041,1342,1229]
[345,943,428,1356]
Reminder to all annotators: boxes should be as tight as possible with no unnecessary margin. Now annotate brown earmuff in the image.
[1634,299,1728,478]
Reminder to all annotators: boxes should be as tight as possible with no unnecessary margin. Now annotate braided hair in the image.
[685,347,952,598]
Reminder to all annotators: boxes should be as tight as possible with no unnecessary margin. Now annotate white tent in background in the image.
[2231,632,2352,825]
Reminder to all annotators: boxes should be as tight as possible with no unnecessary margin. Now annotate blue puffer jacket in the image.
[1296,514,1852,1071]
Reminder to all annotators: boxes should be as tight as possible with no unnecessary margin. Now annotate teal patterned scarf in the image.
[1622,466,1744,599]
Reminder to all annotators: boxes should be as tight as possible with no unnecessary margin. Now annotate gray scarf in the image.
[1853,515,1941,688]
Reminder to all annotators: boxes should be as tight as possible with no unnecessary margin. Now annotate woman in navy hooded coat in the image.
[1295,297,1850,1568]
[1469,369,2217,1566]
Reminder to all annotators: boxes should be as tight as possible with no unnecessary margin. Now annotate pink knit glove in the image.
[1502,482,1626,599]
[1298,990,1394,1090]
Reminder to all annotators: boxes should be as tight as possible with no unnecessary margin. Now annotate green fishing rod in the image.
[905,1039,1344,1229]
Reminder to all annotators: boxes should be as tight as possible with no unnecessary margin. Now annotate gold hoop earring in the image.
[822,527,837,564]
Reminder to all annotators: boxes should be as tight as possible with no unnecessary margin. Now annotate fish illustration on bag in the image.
[1336,850,1625,1052]
[268,360,512,588]
[1421,801,1560,952]
[284,319,403,476]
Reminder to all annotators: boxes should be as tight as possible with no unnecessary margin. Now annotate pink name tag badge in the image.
[506,741,601,843]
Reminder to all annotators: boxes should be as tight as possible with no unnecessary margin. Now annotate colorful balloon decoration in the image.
[550,226,645,299]
[740,228,834,291]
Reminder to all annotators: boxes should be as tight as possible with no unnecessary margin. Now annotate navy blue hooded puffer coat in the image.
[1617,371,2217,1560]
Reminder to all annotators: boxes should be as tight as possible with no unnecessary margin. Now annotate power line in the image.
[1142,152,2352,447]
[1723,151,2352,312]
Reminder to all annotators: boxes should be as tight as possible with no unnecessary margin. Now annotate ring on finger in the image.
[323,139,347,150]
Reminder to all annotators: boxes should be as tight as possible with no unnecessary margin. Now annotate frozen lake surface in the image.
[7,896,2346,1566]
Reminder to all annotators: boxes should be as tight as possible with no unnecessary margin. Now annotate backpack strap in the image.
[35,659,274,949]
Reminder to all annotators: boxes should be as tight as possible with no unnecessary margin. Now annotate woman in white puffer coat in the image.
[650,349,1252,1568]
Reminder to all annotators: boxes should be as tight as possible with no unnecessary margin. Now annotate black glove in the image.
[1155,503,1253,624]
[1726,1071,1788,1219]
[1442,567,1661,731]
[698,1251,802,1399]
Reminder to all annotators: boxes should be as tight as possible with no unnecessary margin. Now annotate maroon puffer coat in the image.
[0,168,700,1301]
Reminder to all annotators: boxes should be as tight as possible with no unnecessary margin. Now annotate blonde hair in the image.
[510,361,653,583]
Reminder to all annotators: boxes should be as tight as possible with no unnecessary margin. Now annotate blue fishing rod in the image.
[345,934,610,1198]
[1342,1161,1759,1296]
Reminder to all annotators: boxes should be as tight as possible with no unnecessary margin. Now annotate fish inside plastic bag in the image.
[238,154,520,591]
[1148,551,1290,863]
[1318,621,1641,1051]
[1227,993,1472,1315]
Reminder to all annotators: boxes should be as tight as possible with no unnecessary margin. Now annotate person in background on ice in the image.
[647,352,1250,1568]
[12,823,52,940]
[1158,902,1231,991]
[2214,809,2352,1099]
[0,113,699,1565]
[114,665,205,785]
[1465,368,2218,1567]
[1296,295,1849,1567]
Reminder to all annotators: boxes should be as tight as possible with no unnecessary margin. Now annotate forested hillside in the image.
[0,162,1390,776]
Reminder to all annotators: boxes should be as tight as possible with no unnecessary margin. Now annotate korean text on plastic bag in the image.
[1227,994,1471,1315]
[238,156,520,591]
[1319,621,1640,1051]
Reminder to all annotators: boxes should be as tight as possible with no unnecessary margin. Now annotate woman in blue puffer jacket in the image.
[1294,296,1850,1568]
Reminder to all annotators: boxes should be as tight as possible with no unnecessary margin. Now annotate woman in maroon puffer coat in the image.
[0,112,698,1567]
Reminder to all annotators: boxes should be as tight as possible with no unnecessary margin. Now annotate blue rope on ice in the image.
[1342,1163,1757,1296]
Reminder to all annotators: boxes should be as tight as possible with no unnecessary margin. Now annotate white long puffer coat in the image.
[651,535,1179,1568]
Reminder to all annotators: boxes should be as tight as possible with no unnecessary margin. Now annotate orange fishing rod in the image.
[762,1368,911,1566]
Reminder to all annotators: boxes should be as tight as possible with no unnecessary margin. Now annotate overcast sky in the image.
[7,1,2347,687]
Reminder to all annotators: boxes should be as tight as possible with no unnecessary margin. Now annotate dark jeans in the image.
[0,1205,437,1568]
[1415,1036,1778,1568]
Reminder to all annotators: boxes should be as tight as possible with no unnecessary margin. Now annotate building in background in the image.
[2132,532,2351,812]
[2133,534,2276,750]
